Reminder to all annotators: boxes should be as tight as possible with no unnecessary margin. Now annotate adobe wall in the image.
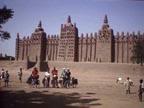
[114,32,143,63]
[46,35,59,61]
[78,33,97,62]
[15,16,144,71]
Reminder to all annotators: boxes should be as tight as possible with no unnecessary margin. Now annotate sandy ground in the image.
[0,61,144,108]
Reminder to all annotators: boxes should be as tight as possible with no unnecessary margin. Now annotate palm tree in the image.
[0,6,14,41]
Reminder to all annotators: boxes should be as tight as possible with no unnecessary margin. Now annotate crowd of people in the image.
[0,67,144,102]
[26,67,78,89]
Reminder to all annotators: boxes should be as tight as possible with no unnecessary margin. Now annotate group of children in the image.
[0,68,23,87]
[0,69,10,87]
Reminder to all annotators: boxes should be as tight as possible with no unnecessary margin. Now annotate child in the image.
[124,77,132,94]
[42,70,50,88]
[18,68,23,83]
[4,70,9,87]
[1,69,5,79]
[138,79,144,102]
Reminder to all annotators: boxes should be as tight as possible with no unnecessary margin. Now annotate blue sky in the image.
[0,0,144,56]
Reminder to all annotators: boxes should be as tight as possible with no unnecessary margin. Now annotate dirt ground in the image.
[0,61,144,108]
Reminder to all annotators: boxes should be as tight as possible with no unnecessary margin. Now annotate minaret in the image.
[97,14,114,63]
[58,16,79,62]
[31,20,47,71]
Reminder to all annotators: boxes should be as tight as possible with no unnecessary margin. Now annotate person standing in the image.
[31,67,39,88]
[1,69,5,86]
[51,67,58,88]
[65,68,71,88]
[138,79,144,102]
[0,70,2,85]
[18,68,23,83]
[31,67,39,78]
[44,68,50,87]
[1,69,5,80]
[61,68,66,87]
[4,70,9,87]
[124,77,132,94]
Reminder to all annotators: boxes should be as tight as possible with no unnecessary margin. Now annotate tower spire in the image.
[102,14,109,29]
[38,20,42,27]
[67,15,71,23]
[104,14,108,24]
[17,33,19,38]
[35,20,44,32]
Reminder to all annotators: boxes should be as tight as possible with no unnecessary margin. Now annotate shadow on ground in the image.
[0,90,101,108]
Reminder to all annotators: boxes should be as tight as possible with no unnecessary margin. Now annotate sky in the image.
[0,0,144,57]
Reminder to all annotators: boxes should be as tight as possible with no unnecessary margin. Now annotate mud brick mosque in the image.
[15,15,144,71]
